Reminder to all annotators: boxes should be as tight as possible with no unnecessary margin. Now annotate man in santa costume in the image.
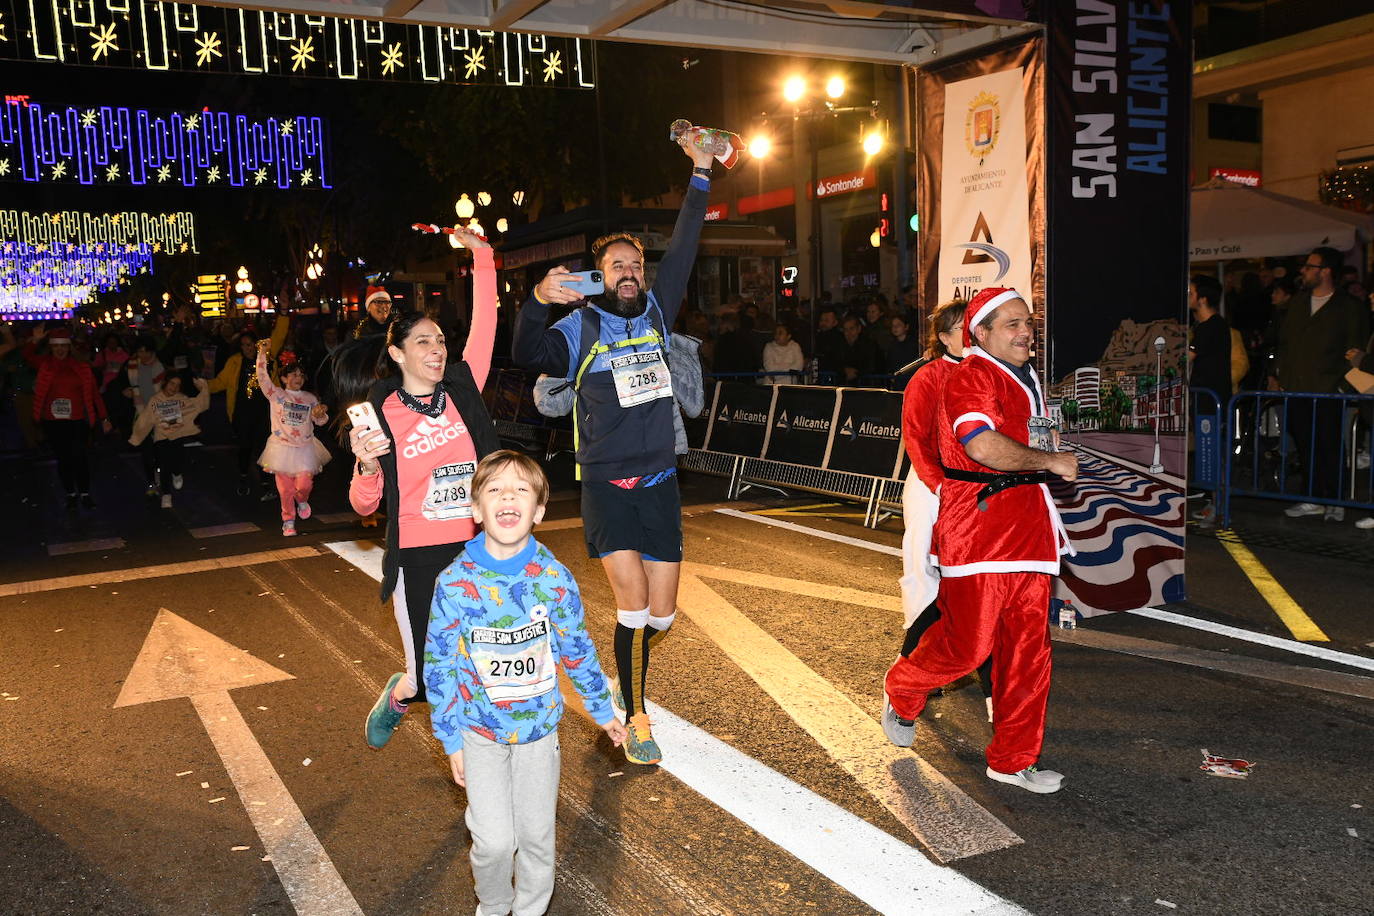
[354,285,394,339]
[882,287,1078,794]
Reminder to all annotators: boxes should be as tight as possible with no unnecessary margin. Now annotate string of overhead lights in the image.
[1319,165,1374,214]
[0,0,594,89]
[0,94,331,189]
[1,241,153,290]
[0,210,198,252]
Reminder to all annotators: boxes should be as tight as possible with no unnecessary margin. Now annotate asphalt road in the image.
[1,440,1371,915]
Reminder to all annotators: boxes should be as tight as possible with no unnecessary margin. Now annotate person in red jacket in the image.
[30,329,111,508]
[883,288,1077,794]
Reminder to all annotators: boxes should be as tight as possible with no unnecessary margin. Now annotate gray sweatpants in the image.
[464,728,561,916]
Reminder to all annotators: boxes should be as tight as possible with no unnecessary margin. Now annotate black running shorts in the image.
[581,477,683,562]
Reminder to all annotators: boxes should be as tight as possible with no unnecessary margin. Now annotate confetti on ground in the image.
[231,846,250,851]
[5,697,19,701]
[1348,828,1359,837]
[273,818,284,826]
[54,628,63,632]
[1154,901,1177,909]
[208,797,226,804]
[200,782,210,789]
[1354,804,1364,809]
[261,855,272,862]
[257,592,269,597]
[608,771,624,778]
[175,771,192,777]
[52,664,60,668]
[257,706,268,711]
[278,654,285,658]
[302,758,312,766]
[251,801,266,806]
[649,796,660,802]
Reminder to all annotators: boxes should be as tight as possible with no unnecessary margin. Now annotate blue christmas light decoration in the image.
[0,95,330,189]
[0,209,198,252]
[2,241,154,291]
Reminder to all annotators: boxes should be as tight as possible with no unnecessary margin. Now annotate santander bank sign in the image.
[813,167,876,198]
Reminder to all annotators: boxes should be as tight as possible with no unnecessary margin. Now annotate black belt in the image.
[941,466,1056,512]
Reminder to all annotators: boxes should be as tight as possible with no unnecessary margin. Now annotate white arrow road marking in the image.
[115,609,363,916]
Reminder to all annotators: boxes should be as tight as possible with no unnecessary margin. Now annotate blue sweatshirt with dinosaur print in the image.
[424,532,615,754]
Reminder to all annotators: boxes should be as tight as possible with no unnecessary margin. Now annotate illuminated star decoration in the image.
[463,47,486,79]
[280,120,295,136]
[542,51,562,82]
[253,167,268,185]
[90,23,119,61]
[105,163,121,181]
[207,165,221,183]
[179,243,189,253]
[185,112,200,132]
[290,36,315,72]
[0,159,9,177]
[300,169,313,185]
[51,160,68,180]
[195,31,222,67]
[80,109,97,128]
[152,242,162,253]
[156,165,171,182]
[0,12,8,43]
[381,43,404,76]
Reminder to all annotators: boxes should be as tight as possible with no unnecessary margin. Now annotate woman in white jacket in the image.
[760,323,804,385]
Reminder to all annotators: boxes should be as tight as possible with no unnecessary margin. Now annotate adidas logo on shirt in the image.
[403,414,466,459]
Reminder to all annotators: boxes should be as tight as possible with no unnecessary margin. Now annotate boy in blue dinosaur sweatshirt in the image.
[425,449,626,916]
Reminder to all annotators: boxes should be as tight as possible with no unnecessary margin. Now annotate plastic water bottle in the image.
[1057,602,1078,630]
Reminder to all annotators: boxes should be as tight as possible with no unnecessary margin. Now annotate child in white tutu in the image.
[255,339,331,536]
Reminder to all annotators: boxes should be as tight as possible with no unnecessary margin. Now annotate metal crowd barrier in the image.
[1216,389,1374,527]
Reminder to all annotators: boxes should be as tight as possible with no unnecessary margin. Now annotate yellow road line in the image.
[0,546,321,598]
[1216,530,1329,642]
[752,502,843,515]
[752,503,869,519]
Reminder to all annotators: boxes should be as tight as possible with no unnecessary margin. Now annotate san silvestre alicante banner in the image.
[1045,0,1192,613]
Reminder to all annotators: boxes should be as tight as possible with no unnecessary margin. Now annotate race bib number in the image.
[469,613,556,703]
[282,400,311,429]
[50,398,72,420]
[422,460,475,522]
[156,400,182,427]
[1027,416,1055,452]
[609,351,673,408]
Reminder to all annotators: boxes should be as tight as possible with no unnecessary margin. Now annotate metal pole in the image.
[810,117,821,362]
[593,41,609,236]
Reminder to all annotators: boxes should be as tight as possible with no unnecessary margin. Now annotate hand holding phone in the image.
[347,402,390,469]
[559,270,604,298]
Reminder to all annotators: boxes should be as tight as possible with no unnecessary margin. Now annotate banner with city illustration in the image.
[1044,0,1193,614]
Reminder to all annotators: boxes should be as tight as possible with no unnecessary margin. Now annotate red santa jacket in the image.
[901,354,961,492]
[934,349,1070,577]
[33,355,105,425]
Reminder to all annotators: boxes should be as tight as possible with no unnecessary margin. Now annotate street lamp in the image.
[747,135,772,159]
[455,194,475,220]
[1150,335,1166,473]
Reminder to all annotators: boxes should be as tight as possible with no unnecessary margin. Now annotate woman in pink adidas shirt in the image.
[342,226,500,749]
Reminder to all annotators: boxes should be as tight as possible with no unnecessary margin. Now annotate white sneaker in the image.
[1284,502,1324,518]
[1356,516,1374,530]
[1324,506,1345,522]
[171,474,184,490]
[987,764,1063,794]
[160,494,173,509]
[881,699,916,748]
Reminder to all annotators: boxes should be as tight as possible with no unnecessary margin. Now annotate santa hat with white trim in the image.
[364,285,391,310]
[963,287,1025,349]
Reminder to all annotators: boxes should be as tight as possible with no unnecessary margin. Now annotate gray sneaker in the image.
[881,699,916,748]
[986,763,1064,794]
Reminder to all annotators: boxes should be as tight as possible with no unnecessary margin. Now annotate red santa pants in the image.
[884,571,1052,774]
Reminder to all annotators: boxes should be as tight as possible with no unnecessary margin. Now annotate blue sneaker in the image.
[365,673,407,749]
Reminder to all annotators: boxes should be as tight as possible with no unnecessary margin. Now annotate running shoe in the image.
[1356,516,1374,530]
[1324,506,1345,522]
[623,713,662,765]
[260,488,277,503]
[282,519,296,537]
[296,501,312,520]
[172,474,184,491]
[160,494,173,509]
[986,764,1064,794]
[881,698,916,748]
[365,673,408,749]
[606,676,627,723]
[1284,502,1323,518]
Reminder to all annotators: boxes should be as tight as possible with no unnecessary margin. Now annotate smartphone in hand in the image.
[346,402,380,430]
[561,270,604,298]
